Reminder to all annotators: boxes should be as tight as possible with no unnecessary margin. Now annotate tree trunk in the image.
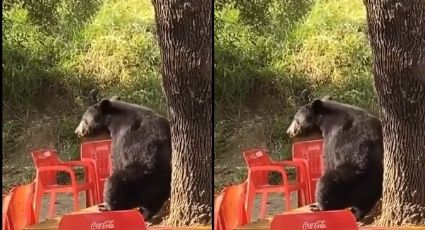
[151,0,212,226]
[363,0,425,226]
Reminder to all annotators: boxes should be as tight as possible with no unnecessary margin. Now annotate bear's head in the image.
[75,96,120,137]
[286,96,332,137]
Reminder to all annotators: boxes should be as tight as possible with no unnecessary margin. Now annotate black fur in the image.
[102,162,171,220]
[76,97,171,220]
[287,97,383,220]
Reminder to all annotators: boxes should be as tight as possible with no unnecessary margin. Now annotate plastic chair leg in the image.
[48,192,56,219]
[305,187,311,205]
[284,189,292,212]
[3,216,10,230]
[85,187,96,207]
[33,190,43,223]
[297,190,302,207]
[72,191,80,211]
[98,179,107,203]
[259,192,268,219]
[97,185,102,204]
[98,180,106,203]
[85,190,91,207]
[245,191,255,222]
[89,187,96,206]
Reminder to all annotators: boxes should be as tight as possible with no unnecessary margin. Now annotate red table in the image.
[234,205,425,230]
[22,204,211,230]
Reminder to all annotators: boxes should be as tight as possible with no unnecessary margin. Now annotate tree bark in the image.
[151,0,212,226]
[363,0,425,226]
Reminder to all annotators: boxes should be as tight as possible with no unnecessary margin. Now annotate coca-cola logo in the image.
[90,220,115,230]
[302,220,327,230]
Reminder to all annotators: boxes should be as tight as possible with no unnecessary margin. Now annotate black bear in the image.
[75,96,172,220]
[286,96,383,220]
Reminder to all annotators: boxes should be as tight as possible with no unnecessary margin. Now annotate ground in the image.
[214,110,298,216]
[2,115,59,192]
[2,112,87,221]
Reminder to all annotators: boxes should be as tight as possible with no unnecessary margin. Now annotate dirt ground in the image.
[38,193,88,221]
[250,193,300,221]
[2,114,94,222]
[38,194,169,225]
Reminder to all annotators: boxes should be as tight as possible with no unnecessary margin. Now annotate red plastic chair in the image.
[4,182,37,230]
[292,139,324,203]
[243,149,309,222]
[80,139,112,203]
[58,210,147,230]
[214,182,248,230]
[270,210,358,230]
[214,192,224,230]
[2,193,12,230]
[31,149,97,221]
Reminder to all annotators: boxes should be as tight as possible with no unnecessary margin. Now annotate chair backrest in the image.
[58,210,147,230]
[3,193,12,230]
[7,183,36,230]
[215,182,248,230]
[80,140,112,178]
[243,149,272,187]
[270,210,358,230]
[31,149,61,186]
[292,139,324,180]
[214,193,224,230]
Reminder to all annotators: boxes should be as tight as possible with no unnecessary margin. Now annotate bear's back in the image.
[321,101,383,172]
[108,100,171,171]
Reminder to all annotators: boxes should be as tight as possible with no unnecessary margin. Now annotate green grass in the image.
[2,120,24,157]
[214,0,378,192]
[3,0,164,112]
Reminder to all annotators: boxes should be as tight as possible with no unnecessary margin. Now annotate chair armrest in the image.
[273,159,310,182]
[272,160,306,169]
[80,158,96,165]
[61,160,93,168]
[66,160,98,183]
[248,165,290,186]
[273,160,309,174]
[36,166,78,185]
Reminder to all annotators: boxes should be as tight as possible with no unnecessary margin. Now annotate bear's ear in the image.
[311,99,323,113]
[322,95,332,101]
[99,99,112,114]
[110,95,121,101]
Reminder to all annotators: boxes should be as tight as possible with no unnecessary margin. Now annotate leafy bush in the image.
[3,0,165,113]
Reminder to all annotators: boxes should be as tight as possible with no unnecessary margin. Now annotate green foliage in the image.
[215,0,376,111]
[56,117,81,160]
[3,0,165,112]
[69,0,163,110]
[2,120,23,157]
[214,119,235,156]
[3,6,58,108]
[273,0,376,108]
